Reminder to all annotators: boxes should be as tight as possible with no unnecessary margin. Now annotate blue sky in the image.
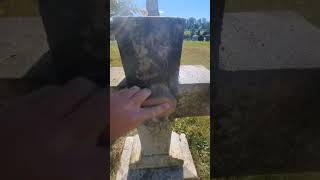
[134,0,210,20]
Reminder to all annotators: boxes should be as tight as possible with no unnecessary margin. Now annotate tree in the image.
[187,17,196,30]
[182,16,211,40]
[110,0,140,17]
[196,18,202,28]
[197,29,201,36]
[198,35,204,41]
[204,21,210,32]
[202,31,209,36]
[201,18,207,24]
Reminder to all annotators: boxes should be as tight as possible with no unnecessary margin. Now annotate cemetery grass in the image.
[110,41,211,179]
[110,40,210,69]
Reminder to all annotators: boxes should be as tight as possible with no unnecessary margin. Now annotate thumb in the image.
[134,103,171,123]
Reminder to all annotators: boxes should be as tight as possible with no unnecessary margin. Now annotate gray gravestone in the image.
[113,8,198,180]
[113,15,184,168]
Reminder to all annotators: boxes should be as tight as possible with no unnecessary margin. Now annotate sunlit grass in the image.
[110,40,210,69]
[173,116,210,179]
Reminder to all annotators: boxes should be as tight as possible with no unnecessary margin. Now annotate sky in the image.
[133,0,210,20]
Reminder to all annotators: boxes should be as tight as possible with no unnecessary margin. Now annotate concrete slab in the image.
[215,11,320,176]
[110,65,210,87]
[110,67,126,87]
[0,17,48,78]
[220,11,320,71]
[178,65,210,84]
[116,132,198,180]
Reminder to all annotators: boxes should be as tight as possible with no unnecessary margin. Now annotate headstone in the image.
[192,35,198,41]
[114,15,198,179]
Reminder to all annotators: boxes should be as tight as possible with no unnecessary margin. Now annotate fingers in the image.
[117,86,138,95]
[53,89,107,150]
[142,96,177,116]
[51,77,98,117]
[118,88,129,96]
[134,103,171,124]
[126,86,140,98]
[142,96,176,108]
[3,77,98,118]
[131,88,151,105]
[116,86,142,98]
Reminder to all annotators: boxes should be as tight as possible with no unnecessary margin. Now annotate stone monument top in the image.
[147,0,160,16]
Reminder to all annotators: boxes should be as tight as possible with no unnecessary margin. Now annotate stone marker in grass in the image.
[112,1,208,179]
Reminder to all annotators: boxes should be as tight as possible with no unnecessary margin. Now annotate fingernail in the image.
[161,103,170,109]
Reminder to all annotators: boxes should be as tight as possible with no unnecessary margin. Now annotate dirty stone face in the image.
[113,17,185,89]
[114,17,186,169]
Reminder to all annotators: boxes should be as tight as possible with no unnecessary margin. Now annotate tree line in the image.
[184,17,210,41]
[110,0,210,41]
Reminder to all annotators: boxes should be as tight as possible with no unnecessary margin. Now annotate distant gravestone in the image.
[192,35,198,41]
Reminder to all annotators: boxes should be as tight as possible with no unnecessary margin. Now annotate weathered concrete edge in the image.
[179,133,198,179]
[116,132,199,180]
[116,136,134,180]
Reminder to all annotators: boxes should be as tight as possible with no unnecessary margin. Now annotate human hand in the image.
[0,78,106,179]
[110,86,176,141]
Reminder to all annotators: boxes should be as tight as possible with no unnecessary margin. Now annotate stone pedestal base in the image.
[116,132,198,180]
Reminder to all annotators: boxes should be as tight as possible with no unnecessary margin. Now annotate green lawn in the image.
[110,40,211,179]
[110,40,210,69]
[173,116,210,178]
